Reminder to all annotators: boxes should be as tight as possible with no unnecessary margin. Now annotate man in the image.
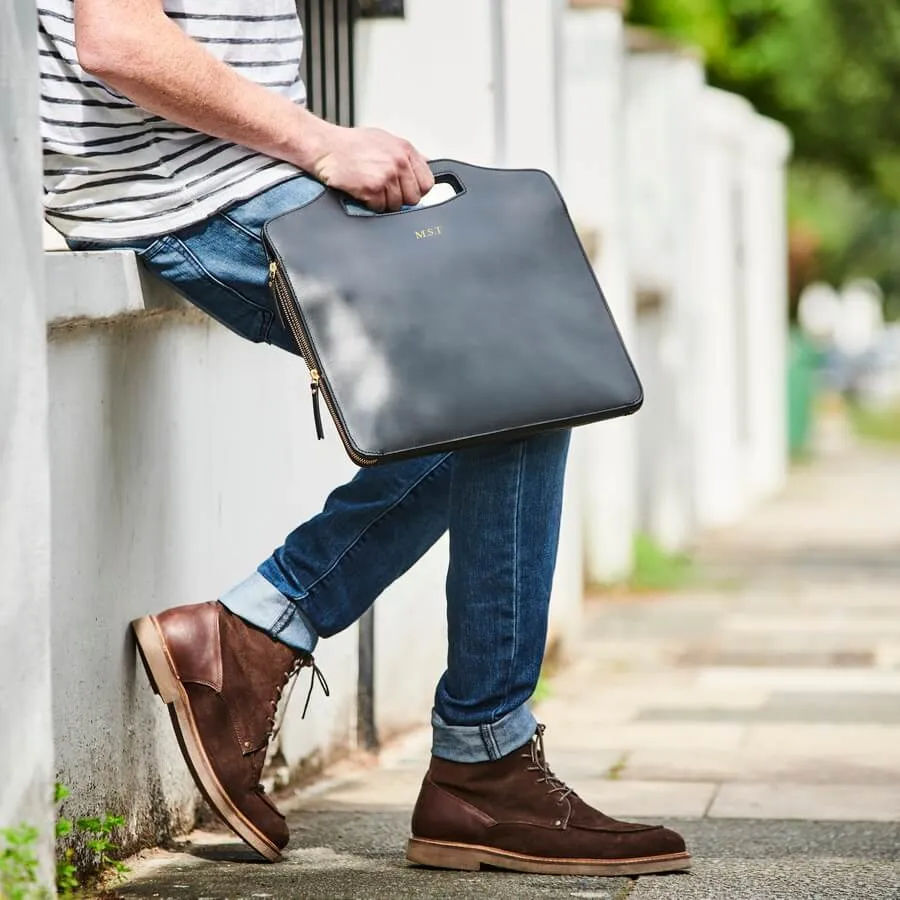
[40,0,690,877]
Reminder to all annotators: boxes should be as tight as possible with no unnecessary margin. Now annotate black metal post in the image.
[296,0,375,748]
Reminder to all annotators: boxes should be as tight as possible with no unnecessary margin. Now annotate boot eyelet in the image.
[554,819,562,827]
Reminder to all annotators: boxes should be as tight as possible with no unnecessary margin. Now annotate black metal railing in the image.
[294,0,406,752]
[298,0,404,128]
[357,0,404,15]
[300,0,356,127]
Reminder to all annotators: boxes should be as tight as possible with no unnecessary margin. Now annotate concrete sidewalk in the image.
[108,444,900,900]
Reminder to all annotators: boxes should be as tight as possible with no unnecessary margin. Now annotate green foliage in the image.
[73,815,128,882]
[53,784,78,896]
[627,0,900,311]
[848,404,900,445]
[0,824,44,900]
[0,785,128,899]
[531,675,552,706]
[630,533,695,592]
[607,754,628,781]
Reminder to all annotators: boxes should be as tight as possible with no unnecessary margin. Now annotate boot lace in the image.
[522,724,574,804]
[265,654,331,744]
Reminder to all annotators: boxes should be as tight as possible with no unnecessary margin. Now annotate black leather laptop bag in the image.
[263,160,642,466]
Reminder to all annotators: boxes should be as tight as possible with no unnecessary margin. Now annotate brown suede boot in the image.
[408,725,690,876]
[132,601,326,861]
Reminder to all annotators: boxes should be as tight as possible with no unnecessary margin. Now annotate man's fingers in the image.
[409,153,435,196]
[362,186,386,213]
[383,176,404,213]
[398,160,423,208]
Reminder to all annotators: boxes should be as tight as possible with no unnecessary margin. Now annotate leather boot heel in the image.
[132,616,180,703]
[406,838,482,871]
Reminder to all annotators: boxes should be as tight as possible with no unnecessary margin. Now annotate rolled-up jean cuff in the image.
[219,570,319,654]
[431,705,538,763]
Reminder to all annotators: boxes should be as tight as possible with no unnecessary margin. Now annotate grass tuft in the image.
[848,403,900,444]
[629,533,695,592]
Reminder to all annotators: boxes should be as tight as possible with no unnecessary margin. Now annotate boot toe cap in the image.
[629,824,687,859]
[244,793,290,850]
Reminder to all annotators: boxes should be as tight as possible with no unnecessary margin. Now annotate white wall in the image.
[0,0,55,883]
[624,47,706,551]
[373,539,449,740]
[499,0,561,176]
[692,90,791,525]
[46,254,364,842]
[739,116,792,501]
[691,88,757,527]
[562,3,638,583]
[353,0,499,164]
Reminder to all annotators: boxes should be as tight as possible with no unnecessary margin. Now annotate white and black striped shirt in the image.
[39,0,307,241]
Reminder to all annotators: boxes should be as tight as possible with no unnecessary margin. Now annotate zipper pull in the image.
[268,260,287,329]
[310,369,325,441]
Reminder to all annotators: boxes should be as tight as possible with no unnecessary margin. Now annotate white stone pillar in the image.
[498,0,562,176]
[495,0,587,648]
[562,1,637,582]
[739,116,792,500]
[624,36,707,552]
[0,0,55,881]
[353,0,500,164]
[693,88,756,527]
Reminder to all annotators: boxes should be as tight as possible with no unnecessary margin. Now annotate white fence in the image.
[6,0,790,860]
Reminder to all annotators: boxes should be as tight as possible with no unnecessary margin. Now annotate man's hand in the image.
[308,125,434,213]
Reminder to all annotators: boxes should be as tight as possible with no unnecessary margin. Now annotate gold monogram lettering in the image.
[415,226,443,240]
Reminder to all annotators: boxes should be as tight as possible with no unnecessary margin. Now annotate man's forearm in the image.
[73,0,433,211]
[74,0,330,173]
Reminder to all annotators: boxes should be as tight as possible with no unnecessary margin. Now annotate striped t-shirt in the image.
[39,1,307,241]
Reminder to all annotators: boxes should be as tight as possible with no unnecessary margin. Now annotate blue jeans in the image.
[68,175,571,763]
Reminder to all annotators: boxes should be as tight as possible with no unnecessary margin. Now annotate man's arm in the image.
[73,0,433,211]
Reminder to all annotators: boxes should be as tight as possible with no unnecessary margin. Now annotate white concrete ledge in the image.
[44,250,187,325]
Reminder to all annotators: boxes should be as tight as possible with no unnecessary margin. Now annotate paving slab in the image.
[709,783,900,822]
[540,686,771,714]
[297,769,424,811]
[694,668,900,693]
[722,613,900,636]
[629,859,900,900]
[552,723,748,752]
[743,723,900,754]
[876,642,900,669]
[623,748,900,785]
[637,690,900,724]
[676,648,876,668]
[662,817,900,860]
[569,780,717,819]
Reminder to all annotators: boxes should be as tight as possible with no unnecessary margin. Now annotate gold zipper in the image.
[268,260,374,466]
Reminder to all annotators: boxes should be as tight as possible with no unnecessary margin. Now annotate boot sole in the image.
[132,615,282,863]
[407,837,692,876]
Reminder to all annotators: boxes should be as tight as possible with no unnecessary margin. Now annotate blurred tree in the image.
[628,0,900,316]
